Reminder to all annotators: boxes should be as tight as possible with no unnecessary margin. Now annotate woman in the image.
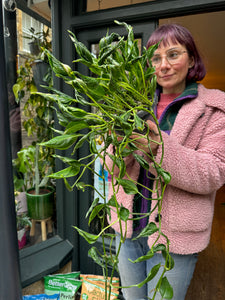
[105,23,225,299]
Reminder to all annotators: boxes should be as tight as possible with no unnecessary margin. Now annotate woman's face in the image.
[152,39,194,94]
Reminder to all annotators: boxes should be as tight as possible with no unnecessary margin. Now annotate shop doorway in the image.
[160,11,225,91]
[160,12,225,300]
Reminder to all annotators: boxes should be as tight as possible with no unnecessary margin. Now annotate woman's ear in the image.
[189,56,195,68]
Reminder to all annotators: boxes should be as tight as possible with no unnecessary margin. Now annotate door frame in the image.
[51,0,225,274]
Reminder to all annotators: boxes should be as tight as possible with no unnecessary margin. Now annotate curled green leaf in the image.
[133,222,158,240]
[116,178,138,195]
[155,166,171,184]
[74,226,99,244]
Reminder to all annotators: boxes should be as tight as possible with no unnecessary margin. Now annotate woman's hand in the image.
[131,120,160,155]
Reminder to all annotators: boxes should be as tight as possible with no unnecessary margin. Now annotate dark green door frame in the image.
[52,0,225,275]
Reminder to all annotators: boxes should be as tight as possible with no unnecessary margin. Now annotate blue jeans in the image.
[116,231,198,300]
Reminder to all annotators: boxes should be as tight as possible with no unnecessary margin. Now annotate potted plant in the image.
[13,23,54,208]
[25,144,55,220]
[13,26,52,101]
[24,27,52,92]
[38,21,173,299]
[13,143,55,221]
[23,27,52,57]
[15,197,32,249]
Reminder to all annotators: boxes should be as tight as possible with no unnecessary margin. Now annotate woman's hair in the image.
[146,23,206,82]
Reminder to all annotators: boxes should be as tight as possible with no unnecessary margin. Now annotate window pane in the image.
[14,10,56,249]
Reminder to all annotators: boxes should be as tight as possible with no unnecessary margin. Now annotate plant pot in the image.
[29,41,40,56]
[26,186,55,220]
[17,228,26,249]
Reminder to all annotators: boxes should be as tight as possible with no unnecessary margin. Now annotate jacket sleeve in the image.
[150,109,225,195]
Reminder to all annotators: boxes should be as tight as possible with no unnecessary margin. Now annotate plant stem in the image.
[35,144,40,195]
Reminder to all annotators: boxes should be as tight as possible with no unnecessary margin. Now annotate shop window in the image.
[14,9,56,249]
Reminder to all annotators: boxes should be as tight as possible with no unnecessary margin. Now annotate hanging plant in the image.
[38,21,173,300]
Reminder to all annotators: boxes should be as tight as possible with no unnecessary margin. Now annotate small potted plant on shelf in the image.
[15,197,32,249]
[37,21,173,299]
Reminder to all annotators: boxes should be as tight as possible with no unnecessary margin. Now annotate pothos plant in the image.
[38,21,173,299]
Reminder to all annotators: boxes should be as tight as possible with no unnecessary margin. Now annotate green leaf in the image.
[63,178,73,191]
[85,117,104,126]
[88,204,105,225]
[116,178,138,195]
[40,134,79,150]
[134,112,145,131]
[162,251,174,271]
[53,154,81,167]
[98,38,124,65]
[65,121,89,134]
[77,73,106,97]
[68,107,88,118]
[76,182,86,192]
[13,83,22,101]
[114,20,134,58]
[159,277,173,299]
[45,49,72,77]
[129,250,154,263]
[115,116,133,136]
[121,147,133,157]
[73,132,90,152]
[137,263,161,288]
[90,137,98,154]
[48,165,80,179]
[155,166,171,184]
[74,226,99,244]
[99,32,120,50]
[119,206,129,221]
[108,195,117,207]
[133,153,149,170]
[88,247,104,268]
[68,30,94,64]
[134,222,158,239]
[118,159,126,179]
[153,244,167,253]
[86,197,100,218]
[150,75,157,100]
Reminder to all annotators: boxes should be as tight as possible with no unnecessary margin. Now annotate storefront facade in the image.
[1,0,225,298]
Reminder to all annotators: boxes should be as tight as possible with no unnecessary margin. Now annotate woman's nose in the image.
[160,56,170,68]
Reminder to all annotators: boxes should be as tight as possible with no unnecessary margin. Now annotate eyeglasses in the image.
[151,49,188,68]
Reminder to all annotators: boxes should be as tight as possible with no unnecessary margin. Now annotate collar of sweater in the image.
[157,82,198,133]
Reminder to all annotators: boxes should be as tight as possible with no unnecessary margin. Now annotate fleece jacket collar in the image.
[156,82,198,134]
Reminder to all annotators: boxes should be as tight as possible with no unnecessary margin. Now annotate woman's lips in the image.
[161,74,173,79]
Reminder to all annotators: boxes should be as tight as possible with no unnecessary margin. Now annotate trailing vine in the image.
[39,21,173,299]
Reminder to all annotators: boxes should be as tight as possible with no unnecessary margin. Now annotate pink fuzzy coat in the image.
[105,84,225,254]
